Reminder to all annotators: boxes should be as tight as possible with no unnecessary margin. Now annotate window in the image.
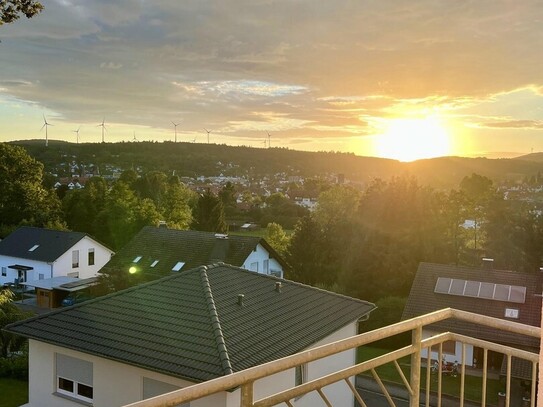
[263,259,269,274]
[442,340,456,355]
[88,248,95,266]
[295,364,308,386]
[150,260,159,268]
[38,274,44,280]
[28,244,40,252]
[72,250,79,268]
[133,256,142,263]
[1,267,6,277]
[56,353,93,403]
[250,262,259,272]
[172,262,185,272]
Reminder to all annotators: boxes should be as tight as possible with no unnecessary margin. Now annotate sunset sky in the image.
[1,1,542,161]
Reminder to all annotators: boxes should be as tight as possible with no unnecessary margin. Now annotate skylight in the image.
[133,256,142,263]
[172,262,185,272]
[434,277,526,304]
[150,260,159,268]
[28,244,40,252]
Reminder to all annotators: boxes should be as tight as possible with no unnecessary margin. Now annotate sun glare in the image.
[374,117,451,162]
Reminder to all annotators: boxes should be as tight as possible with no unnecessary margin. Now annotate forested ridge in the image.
[11,140,543,188]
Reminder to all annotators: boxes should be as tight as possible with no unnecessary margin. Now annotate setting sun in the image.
[374,117,451,162]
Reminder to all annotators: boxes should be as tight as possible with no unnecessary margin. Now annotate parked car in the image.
[61,292,92,307]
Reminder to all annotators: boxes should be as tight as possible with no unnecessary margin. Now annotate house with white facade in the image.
[402,262,541,379]
[6,263,376,407]
[101,225,288,279]
[0,227,114,288]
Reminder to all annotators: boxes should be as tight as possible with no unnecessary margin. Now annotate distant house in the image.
[403,262,541,378]
[0,227,114,289]
[101,225,288,278]
[6,263,376,407]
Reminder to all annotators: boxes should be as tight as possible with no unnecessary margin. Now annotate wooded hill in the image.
[10,140,543,188]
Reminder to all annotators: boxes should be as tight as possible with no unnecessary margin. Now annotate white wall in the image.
[421,329,475,366]
[241,244,283,278]
[0,237,112,286]
[27,321,359,407]
[52,236,113,279]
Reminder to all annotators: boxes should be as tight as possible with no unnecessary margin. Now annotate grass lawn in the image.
[0,378,28,407]
[357,346,501,405]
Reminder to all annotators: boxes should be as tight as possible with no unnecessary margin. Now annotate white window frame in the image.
[55,354,93,403]
[72,250,79,268]
[57,376,94,403]
[88,248,95,266]
[263,259,269,274]
[1,267,6,277]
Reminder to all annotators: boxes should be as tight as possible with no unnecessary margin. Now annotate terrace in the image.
[122,308,540,407]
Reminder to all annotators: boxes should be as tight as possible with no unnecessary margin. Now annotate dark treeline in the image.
[12,140,543,188]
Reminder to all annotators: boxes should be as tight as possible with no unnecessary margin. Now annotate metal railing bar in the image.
[345,378,368,407]
[316,388,332,407]
[482,348,487,407]
[285,400,294,407]
[530,362,536,407]
[121,308,541,407]
[460,342,466,407]
[253,346,414,407]
[448,333,539,362]
[437,343,442,407]
[506,354,511,407]
[394,359,413,395]
[410,326,422,407]
[371,368,397,407]
[424,348,431,407]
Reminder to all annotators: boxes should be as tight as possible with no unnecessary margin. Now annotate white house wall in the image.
[52,236,113,279]
[241,244,283,277]
[27,321,359,407]
[421,329,475,366]
[0,237,112,286]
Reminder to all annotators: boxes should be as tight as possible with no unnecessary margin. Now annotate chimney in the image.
[275,282,282,293]
[158,221,167,229]
[237,294,244,306]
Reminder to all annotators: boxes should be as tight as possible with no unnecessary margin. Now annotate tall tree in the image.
[1,0,43,25]
[192,189,227,233]
[0,289,32,358]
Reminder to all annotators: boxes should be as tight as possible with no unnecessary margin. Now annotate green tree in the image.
[192,189,227,233]
[265,222,290,256]
[1,0,43,25]
[162,176,195,229]
[0,290,32,358]
[0,144,64,229]
[313,185,360,227]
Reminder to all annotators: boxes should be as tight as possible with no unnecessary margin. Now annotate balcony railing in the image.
[123,308,540,407]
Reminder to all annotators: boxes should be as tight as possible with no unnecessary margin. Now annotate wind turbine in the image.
[72,126,81,144]
[97,118,107,143]
[267,131,271,148]
[41,115,53,147]
[204,128,211,144]
[171,121,181,142]
[132,131,138,142]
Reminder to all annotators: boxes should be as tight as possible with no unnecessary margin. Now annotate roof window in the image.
[172,262,185,272]
[150,260,159,268]
[133,256,142,263]
[28,244,40,252]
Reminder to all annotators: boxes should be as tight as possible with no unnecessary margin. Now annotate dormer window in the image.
[172,262,185,272]
[150,260,159,268]
[133,256,142,263]
[28,245,40,252]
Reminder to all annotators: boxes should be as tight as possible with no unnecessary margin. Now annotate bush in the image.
[0,355,29,380]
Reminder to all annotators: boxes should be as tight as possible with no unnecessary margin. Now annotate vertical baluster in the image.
[410,326,422,407]
[482,348,488,407]
[426,346,431,407]
[505,354,511,407]
[460,342,466,407]
[437,343,443,407]
[241,381,254,407]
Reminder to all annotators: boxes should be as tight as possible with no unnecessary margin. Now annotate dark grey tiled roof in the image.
[402,262,542,349]
[101,226,288,276]
[0,227,87,263]
[6,263,375,382]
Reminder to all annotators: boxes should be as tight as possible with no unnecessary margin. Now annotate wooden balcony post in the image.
[241,381,254,407]
[410,326,422,407]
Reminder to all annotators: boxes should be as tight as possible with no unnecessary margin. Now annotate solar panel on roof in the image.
[464,280,481,297]
[494,284,510,301]
[509,286,526,303]
[449,279,466,295]
[434,277,452,293]
[479,282,495,299]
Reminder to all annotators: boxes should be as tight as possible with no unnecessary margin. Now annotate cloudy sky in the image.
[1,0,542,160]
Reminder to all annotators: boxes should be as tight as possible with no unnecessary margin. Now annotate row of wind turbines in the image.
[41,116,273,148]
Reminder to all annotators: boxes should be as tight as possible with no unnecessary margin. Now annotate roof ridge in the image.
[199,265,233,376]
